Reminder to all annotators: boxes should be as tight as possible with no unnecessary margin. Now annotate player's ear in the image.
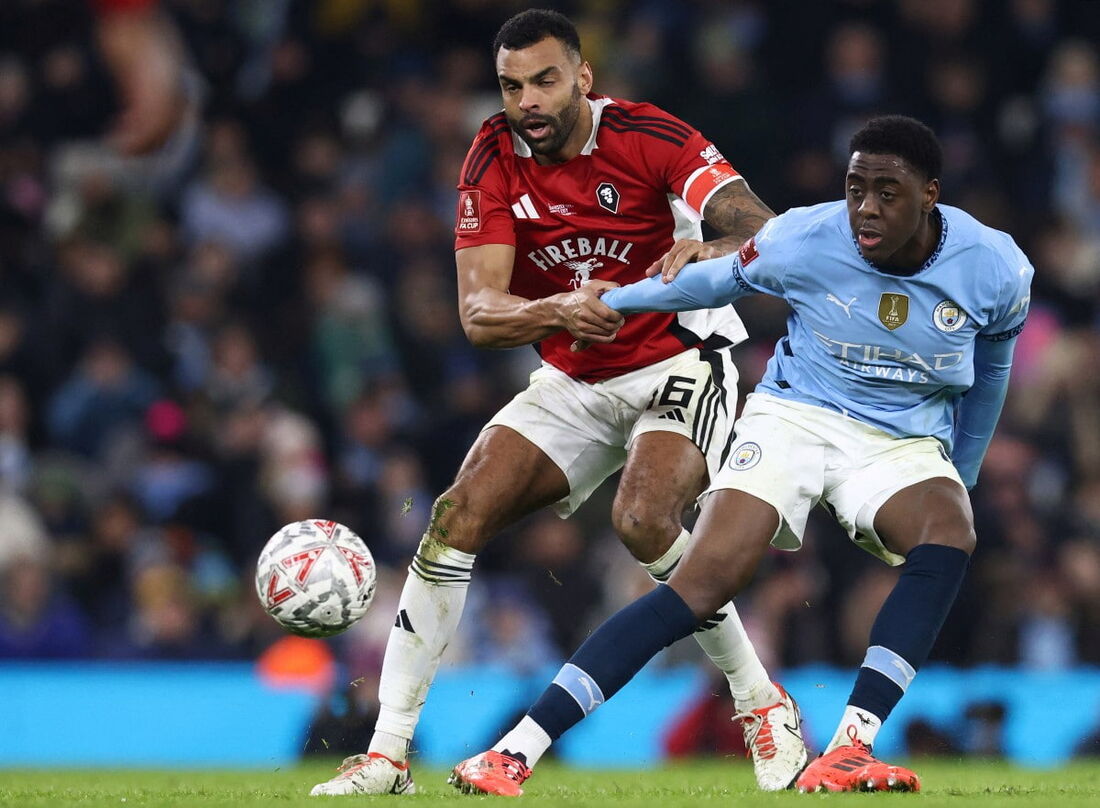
[922,178,940,212]
[577,60,593,94]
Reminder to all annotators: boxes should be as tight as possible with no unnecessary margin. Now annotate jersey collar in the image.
[511,96,616,159]
[852,206,949,276]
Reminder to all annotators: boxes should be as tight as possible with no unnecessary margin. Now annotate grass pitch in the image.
[2,759,1100,807]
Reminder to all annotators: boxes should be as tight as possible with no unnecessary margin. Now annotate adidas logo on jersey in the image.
[511,193,540,219]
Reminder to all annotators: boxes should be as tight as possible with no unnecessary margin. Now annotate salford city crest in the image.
[596,182,620,214]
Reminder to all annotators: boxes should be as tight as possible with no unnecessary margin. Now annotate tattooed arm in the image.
[646,179,775,281]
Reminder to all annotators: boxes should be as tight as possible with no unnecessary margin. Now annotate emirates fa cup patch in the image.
[729,441,762,470]
[933,300,967,332]
[456,190,482,233]
[596,182,620,214]
[878,293,909,330]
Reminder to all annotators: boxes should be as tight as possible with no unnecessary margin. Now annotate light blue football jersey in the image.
[726,201,1033,448]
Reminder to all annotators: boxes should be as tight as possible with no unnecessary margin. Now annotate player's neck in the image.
[875,208,942,276]
[535,100,594,166]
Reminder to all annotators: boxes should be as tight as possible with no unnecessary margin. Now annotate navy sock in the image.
[527,584,699,740]
[848,543,970,721]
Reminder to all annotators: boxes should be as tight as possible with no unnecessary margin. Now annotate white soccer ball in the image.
[255,520,376,638]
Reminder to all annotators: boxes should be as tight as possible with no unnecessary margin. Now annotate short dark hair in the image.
[493,9,581,60]
[849,115,943,181]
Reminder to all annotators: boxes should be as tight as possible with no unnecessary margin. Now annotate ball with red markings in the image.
[255,520,376,638]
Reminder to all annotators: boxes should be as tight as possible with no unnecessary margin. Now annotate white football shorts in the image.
[708,392,964,566]
[485,345,739,517]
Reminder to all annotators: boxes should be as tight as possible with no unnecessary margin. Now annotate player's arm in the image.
[604,210,790,314]
[702,179,776,250]
[648,180,777,281]
[456,244,623,349]
[951,336,1017,490]
[601,253,752,314]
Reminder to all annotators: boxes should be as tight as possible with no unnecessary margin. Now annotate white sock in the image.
[493,716,553,768]
[369,536,476,762]
[826,705,884,752]
[642,528,777,711]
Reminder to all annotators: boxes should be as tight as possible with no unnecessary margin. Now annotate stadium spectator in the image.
[46,337,159,459]
[0,556,91,658]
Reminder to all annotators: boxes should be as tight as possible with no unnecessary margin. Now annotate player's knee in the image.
[926,525,977,556]
[610,498,680,562]
[424,488,492,554]
[671,568,743,619]
[908,514,977,556]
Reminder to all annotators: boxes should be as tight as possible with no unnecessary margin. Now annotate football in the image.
[255,519,376,638]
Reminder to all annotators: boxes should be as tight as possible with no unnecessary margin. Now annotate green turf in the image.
[2,759,1099,807]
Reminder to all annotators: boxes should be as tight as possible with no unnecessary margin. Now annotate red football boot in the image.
[449,750,532,797]
[795,740,920,793]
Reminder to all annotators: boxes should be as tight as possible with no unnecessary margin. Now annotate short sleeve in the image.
[670,138,743,218]
[618,104,743,217]
[730,214,794,298]
[982,243,1033,341]
[454,127,515,250]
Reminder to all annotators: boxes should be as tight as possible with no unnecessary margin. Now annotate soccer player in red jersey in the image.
[312,9,806,797]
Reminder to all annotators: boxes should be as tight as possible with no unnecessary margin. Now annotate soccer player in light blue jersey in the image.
[449,116,1033,795]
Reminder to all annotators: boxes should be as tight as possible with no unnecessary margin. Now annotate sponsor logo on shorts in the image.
[932,299,967,332]
[729,441,762,470]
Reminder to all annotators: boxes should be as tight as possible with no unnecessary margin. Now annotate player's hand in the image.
[557,280,622,350]
[645,238,724,283]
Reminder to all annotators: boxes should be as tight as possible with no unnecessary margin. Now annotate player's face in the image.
[845,152,940,270]
[496,37,593,162]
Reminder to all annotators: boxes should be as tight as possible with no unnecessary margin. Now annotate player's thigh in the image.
[613,345,739,534]
[667,487,781,618]
[442,425,570,550]
[705,393,828,553]
[482,363,629,518]
[613,430,707,557]
[826,430,971,564]
[873,477,976,558]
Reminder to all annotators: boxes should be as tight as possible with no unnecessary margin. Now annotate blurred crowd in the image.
[1,0,1099,724]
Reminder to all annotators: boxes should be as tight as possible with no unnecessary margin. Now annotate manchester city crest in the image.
[729,441,762,470]
[932,300,968,332]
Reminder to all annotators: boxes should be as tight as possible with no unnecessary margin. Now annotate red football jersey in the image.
[455,94,749,383]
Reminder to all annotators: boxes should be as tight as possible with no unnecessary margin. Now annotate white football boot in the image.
[735,682,809,791]
[309,752,416,796]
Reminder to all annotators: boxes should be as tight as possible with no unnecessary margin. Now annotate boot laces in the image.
[736,706,777,760]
